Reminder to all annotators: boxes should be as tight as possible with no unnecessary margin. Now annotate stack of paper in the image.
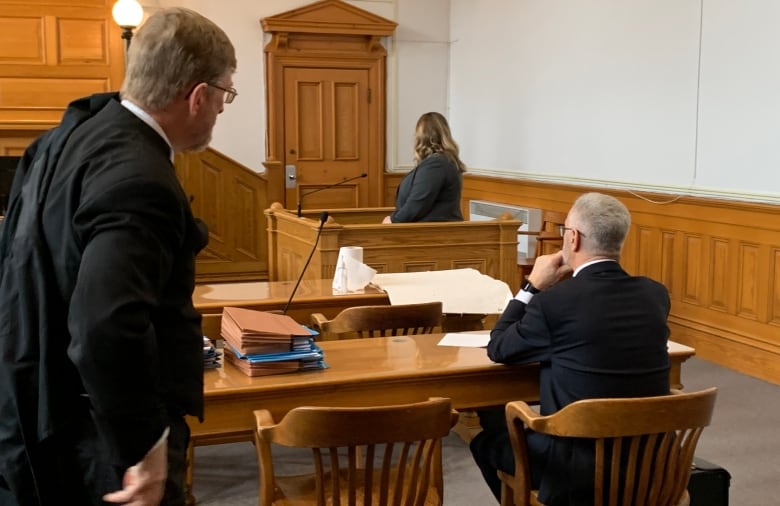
[371,268,512,315]
[221,307,326,377]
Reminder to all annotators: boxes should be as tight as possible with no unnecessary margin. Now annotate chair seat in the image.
[271,470,442,505]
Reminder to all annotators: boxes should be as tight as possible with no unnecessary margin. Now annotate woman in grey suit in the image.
[383,112,466,223]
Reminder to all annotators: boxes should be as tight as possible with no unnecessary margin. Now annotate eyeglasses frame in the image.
[183,82,237,104]
[562,226,587,238]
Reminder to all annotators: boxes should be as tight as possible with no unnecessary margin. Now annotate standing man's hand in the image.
[527,251,572,291]
[381,215,392,224]
[103,437,168,506]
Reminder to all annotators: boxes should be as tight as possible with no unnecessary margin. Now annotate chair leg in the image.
[184,441,195,506]
[500,480,514,506]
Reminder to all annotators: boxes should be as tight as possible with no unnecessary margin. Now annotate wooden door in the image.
[284,67,370,213]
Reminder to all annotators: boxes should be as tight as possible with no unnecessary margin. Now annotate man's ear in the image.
[185,82,208,114]
[571,228,583,252]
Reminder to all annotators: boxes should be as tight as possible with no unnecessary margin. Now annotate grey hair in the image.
[569,192,631,258]
[120,8,236,111]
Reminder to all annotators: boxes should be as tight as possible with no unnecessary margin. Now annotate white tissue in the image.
[332,246,376,293]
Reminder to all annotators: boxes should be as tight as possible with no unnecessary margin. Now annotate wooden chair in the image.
[253,397,459,506]
[517,210,567,284]
[498,388,718,506]
[310,301,443,340]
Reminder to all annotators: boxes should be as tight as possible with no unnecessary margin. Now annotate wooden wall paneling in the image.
[383,171,402,207]
[708,237,729,312]
[0,0,125,145]
[0,129,43,155]
[660,230,677,294]
[735,241,758,319]
[175,149,270,282]
[683,233,705,306]
[0,14,44,64]
[633,226,657,280]
[771,247,780,325]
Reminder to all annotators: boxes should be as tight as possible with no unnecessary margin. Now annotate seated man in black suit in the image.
[470,192,671,505]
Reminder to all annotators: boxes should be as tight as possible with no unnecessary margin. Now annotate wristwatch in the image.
[522,280,541,295]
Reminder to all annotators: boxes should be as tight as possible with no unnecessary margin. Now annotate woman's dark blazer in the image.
[390,152,463,222]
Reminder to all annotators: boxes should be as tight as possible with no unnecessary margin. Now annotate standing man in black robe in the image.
[0,7,236,505]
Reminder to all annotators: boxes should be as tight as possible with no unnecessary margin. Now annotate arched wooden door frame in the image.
[261,0,397,210]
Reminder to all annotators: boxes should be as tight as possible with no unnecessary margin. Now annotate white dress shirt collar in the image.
[120,99,175,163]
[573,258,617,277]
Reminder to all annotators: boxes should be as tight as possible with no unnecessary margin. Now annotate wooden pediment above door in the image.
[261,0,397,37]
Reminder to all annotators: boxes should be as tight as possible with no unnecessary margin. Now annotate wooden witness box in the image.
[265,203,523,290]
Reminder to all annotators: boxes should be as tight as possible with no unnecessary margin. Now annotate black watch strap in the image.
[522,280,541,294]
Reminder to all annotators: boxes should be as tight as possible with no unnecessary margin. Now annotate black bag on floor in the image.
[687,456,730,506]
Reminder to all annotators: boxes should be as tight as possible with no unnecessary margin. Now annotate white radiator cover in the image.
[469,200,542,257]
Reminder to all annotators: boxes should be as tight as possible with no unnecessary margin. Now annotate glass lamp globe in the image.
[112,0,144,29]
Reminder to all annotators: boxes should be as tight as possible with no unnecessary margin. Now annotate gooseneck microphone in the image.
[297,173,368,217]
[282,211,329,315]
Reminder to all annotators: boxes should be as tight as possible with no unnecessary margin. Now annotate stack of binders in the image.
[203,336,222,369]
[220,306,326,377]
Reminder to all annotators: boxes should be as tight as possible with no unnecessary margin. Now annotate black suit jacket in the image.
[488,261,671,505]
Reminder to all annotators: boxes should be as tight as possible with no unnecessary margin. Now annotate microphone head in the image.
[360,173,368,177]
[319,211,329,223]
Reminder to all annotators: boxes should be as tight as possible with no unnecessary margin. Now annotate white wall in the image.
[449,0,780,203]
[696,0,780,194]
[146,0,780,203]
[390,0,451,168]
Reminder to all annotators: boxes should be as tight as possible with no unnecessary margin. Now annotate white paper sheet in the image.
[371,268,512,314]
[437,331,491,348]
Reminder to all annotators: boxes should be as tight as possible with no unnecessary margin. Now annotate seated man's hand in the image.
[381,215,392,224]
[528,251,572,290]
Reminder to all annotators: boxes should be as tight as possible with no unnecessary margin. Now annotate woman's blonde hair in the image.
[413,112,466,173]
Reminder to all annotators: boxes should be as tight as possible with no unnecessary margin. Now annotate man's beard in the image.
[188,134,212,153]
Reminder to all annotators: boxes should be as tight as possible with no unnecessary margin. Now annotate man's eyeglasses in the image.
[562,226,587,238]
[207,83,237,104]
[184,82,238,104]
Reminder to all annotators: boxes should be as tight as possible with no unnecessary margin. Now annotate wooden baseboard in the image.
[669,319,780,386]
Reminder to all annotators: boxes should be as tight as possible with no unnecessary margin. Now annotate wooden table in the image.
[184,334,694,502]
[188,335,695,445]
